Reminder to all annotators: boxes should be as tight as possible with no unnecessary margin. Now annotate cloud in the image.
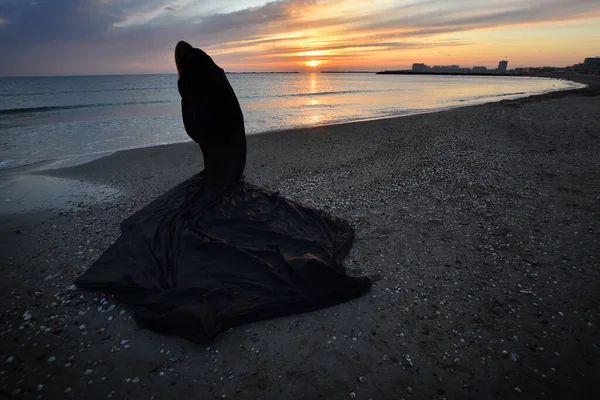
[109,0,290,28]
[0,0,598,75]
[357,0,600,34]
[0,0,123,44]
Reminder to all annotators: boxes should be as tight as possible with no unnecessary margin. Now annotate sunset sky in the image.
[0,0,599,76]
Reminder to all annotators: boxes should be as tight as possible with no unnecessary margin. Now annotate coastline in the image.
[0,74,588,174]
[1,76,599,399]
[6,76,594,179]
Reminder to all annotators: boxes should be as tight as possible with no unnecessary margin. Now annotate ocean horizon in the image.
[0,73,583,170]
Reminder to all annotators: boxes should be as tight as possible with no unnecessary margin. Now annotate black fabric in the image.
[177,47,246,190]
[75,175,372,342]
[75,45,371,343]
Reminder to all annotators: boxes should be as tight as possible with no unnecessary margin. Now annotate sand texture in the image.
[1,81,600,399]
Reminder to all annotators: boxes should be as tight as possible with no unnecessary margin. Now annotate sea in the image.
[0,73,583,171]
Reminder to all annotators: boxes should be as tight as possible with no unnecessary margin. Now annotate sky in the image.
[0,0,599,76]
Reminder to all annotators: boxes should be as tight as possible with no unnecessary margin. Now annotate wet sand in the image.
[1,80,600,399]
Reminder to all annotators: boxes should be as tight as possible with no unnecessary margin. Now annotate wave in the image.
[2,88,399,114]
[0,86,174,97]
[0,88,385,101]
[458,91,527,102]
[241,88,399,100]
[289,88,392,98]
[0,100,176,115]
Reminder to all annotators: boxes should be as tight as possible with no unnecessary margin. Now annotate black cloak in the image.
[74,46,371,343]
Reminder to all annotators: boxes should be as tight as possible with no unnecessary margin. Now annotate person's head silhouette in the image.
[174,40,193,78]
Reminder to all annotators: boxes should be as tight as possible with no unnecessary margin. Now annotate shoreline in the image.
[1,75,599,399]
[1,76,591,175]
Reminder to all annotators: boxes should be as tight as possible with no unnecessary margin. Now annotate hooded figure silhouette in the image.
[72,41,371,344]
[175,41,247,193]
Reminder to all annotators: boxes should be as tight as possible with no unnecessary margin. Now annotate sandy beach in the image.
[1,78,600,399]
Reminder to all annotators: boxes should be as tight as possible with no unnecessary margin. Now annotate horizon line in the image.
[2,57,596,78]
[0,71,322,78]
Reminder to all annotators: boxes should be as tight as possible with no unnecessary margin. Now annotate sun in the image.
[306,60,323,68]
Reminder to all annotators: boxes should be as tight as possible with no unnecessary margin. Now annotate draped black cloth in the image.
[74,45,371,343]
[177,46,246,193]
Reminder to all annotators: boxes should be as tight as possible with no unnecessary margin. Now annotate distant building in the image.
[432,65,470,73]
[472,66,488,73]
[565,57,600,74]
[584,57,600,74]
[497,60,508,74]
[412,63,430,72]
[570,63,586,74]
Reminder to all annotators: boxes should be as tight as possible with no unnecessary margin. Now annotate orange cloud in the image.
[193,0,600,71]
[1,0,599,75]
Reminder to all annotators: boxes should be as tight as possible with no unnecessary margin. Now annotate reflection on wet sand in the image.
[0,173,122,214]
